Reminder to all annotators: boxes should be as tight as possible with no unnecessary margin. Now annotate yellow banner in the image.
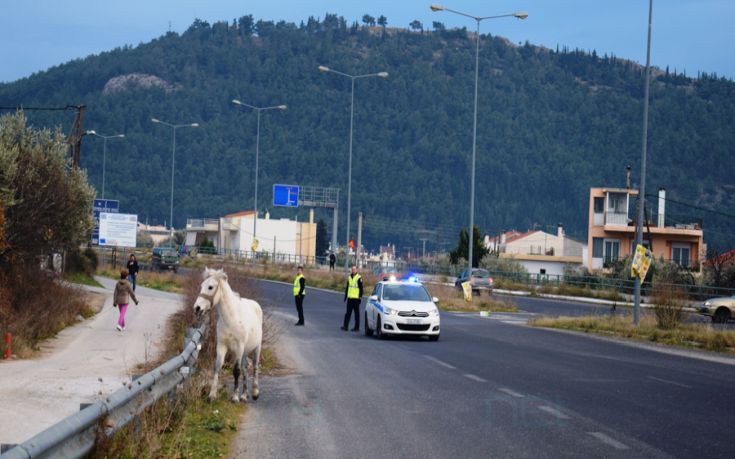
[461,281,472,302]
[251,238,259,252]
[631,244,653,280]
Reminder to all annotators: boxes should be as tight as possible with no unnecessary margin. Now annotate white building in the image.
[485,226,587,277]
[185,210,316,261]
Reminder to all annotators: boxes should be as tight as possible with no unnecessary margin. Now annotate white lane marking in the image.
[647,376,692,389]
[538,405,570,419]
[463,373,487,383]
[497,387,524,398]
[588,432,630,450]
[423,355,456,370]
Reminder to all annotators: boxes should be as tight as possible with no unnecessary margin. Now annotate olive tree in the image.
[0,112,95,266]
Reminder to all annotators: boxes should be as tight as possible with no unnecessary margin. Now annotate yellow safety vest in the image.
[347,274,361,299]
[293,274,305,296]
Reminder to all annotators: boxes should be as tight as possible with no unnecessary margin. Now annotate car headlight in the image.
[383,306,398,316]
[704,301,711,307]
[430,308,440,317]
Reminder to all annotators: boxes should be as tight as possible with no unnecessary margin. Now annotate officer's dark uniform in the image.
[293,271,305,326]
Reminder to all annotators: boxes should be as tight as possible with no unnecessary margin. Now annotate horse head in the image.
[194,267,228,316]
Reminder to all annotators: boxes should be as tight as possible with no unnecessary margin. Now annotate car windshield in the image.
[472,269,490,278]
[382,284,431,302]
[162,250,177,257]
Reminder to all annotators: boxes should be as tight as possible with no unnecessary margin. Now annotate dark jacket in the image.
[113,279,138,306]
[127,259,139,275]
[344,274,363,301]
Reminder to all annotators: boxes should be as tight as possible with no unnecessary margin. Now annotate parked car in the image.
[698,295,735,323]
[455,268,494,294]
[152,247,180,272]
[364,278,440,341]
[372,264,400,280]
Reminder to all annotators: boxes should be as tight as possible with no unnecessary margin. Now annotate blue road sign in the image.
[273,184,299,207]
[92,199,120,244]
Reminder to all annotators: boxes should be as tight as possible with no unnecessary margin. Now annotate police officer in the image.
[341,265,363,331]
[293,266,306,326]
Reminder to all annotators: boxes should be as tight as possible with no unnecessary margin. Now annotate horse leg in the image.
[232,361,240,403]
[209,343,227,401]
[239,353,250,402]
[231,347,245,403]
[252,345,262,400]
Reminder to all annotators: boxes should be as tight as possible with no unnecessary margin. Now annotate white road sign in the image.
[99,212,137,247]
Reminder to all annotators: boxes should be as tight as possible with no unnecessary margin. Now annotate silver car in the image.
[455,268,494,295]
[699,295,734,323]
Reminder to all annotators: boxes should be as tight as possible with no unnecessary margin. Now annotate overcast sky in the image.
[1,0,733,83]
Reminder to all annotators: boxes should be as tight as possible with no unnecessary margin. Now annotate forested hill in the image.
[1,15,734,251]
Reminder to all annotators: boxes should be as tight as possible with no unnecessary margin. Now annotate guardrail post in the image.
[4,333,10,360]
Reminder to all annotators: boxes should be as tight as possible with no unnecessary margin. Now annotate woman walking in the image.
[126,254,139,291]
[113,269,139,331]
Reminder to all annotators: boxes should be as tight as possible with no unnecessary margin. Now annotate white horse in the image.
[194,267,263,402]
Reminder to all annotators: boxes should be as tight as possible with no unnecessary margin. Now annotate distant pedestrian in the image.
[341,265,363,332]
[329,253,336,271]
[113,269,139,332]
[126,254,139,291]
[293,266,306,326]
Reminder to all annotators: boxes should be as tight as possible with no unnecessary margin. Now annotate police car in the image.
[364,276,441,341]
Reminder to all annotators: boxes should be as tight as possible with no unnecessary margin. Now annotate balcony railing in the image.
[605,212,629,226]
[186,218,219,230]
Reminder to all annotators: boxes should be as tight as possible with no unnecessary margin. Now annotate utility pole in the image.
[356,212,363,268]
[68,104,85,169]
[420,238,428,259]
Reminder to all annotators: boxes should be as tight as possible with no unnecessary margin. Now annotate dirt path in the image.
[0,277,182,445]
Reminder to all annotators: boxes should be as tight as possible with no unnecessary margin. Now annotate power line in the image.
[645,193,735,219]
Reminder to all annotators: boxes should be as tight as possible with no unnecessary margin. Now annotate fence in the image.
[0,324,207,459]
[402,263,735,302]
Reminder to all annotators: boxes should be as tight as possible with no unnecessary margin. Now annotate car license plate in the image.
[406,319,422,324]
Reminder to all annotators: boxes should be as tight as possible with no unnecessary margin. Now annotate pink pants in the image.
[117,304,129,328]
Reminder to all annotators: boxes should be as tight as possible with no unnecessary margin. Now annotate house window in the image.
[604,239,620,266]
[592,238,603,258]
[594,197,604,213]
[672,244,691,268]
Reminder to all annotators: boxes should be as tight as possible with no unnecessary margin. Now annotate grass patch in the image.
[530,314,735,353]
[96,265,185,293]
[425,283,519,313]
[64,271,103,288]
[0,266,99,359]
[93,379,245,459]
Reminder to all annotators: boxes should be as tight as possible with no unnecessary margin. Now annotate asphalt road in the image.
[233,279,735,458]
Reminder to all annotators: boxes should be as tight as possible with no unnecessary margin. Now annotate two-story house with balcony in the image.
[587,187,704,271]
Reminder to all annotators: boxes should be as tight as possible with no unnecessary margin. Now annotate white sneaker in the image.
[116,325,122,331]
[122,326,126,331]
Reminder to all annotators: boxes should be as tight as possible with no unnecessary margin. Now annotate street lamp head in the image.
[377,72,389,78]
[190,123,199,128]
[232,99,242,105]
[514,11,529,20]
[151,118,160,123]
[85,130,96,136]
[277,105,288,110]
[430,5,444,12]
[115,134,125,138]
[318,65,330,72]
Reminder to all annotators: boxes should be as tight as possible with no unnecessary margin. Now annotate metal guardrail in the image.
[1,324,207,459]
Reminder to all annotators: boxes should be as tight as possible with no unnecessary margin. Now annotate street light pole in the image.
[431,5,527,271]
[86,131,125,199]
[318,65,389,270]
[232,100,287,244]
[151,118,199,238]
[633,0,654,326]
